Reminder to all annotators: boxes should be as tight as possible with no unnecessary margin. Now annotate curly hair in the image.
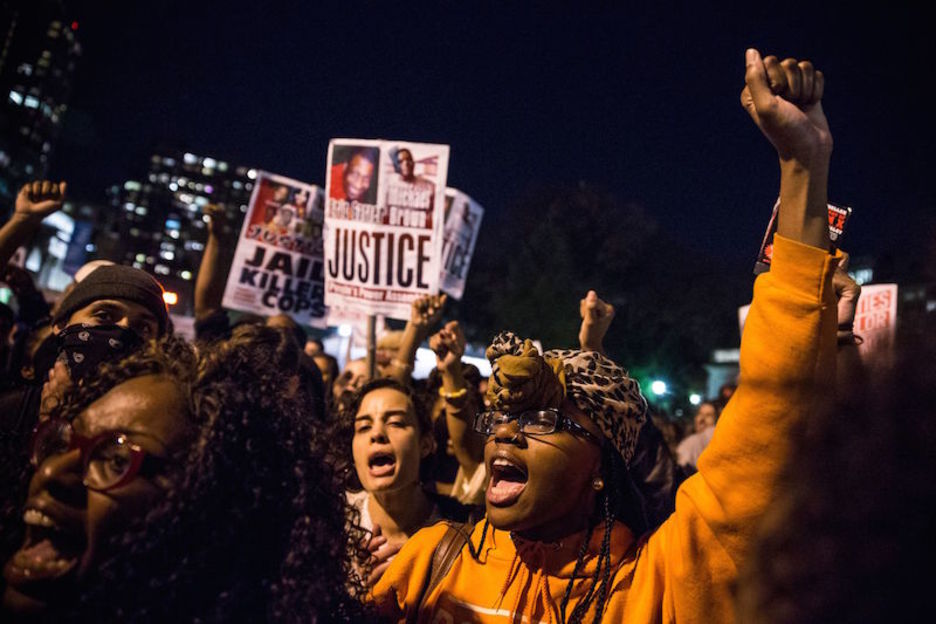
[3,325,370,622]
[326,377,433,493]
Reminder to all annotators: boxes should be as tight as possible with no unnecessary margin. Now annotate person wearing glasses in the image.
[1,325,367,621]
[373,49,840,622]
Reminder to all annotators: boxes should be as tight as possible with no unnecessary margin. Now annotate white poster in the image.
[439,188,483,300]
[221,172,327,327]
[323,139,450,320]
[854,283,898,362]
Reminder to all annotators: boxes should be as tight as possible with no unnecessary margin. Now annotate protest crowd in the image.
[0,49,933,623]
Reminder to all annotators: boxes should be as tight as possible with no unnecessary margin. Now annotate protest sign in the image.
[754,199,853,274]
[439,188,483,300]
[854,283,898,362]
[221,172,327,327]
[324,139,450,320]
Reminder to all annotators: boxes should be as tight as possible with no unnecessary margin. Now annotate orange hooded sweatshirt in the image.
[372,235,840,623]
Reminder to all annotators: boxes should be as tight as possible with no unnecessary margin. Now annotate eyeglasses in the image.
[29,418,163,492]
[473,408,602,444]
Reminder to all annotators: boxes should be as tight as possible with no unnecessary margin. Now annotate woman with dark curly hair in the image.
[1,324,368,622]
[335,377,477,587]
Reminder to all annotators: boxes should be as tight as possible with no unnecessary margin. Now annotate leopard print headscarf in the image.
[485,331,648,466]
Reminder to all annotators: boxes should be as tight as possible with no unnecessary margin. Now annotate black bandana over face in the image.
[56,323,143,382]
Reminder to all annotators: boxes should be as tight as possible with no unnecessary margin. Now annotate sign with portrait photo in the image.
[222,171,327,327]
[323,139,450,320]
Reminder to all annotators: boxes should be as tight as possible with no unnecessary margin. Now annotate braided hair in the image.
[558,444,634,623]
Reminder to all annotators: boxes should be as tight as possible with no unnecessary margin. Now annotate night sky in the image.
[52,2,934,269]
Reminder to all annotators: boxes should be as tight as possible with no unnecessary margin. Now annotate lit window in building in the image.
[135,206,147,216]
[218,161,228,172]
[154,264,170,275]
[166,218,182,230]
[203,157,216,169]
[85,243,96,253]
[124,203,135,212]
[146,256,155,264]
[180,270,193,280]
[124,180,142,191]
[158,173,170,183]
[8,90,24,105]
[23,96,39,109]
[183,152,198,164]
[160,250,175,261]
[148,173,157,182]
[168,230,180,239]
[130,228,141,237]
[160,241,176,251]
[245,183,253,191]
[247,169,257,180]
[133,262,143,269]
[194,196,208,206]
[18,63,33,76]
[204,184,213,194]
[169,182,178,191]
[135,253,146,263]
[232,180,243,189]
[163,157,176,167]
[240,205,248,213]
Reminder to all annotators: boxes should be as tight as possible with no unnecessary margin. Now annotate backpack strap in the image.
[408,521,473,623]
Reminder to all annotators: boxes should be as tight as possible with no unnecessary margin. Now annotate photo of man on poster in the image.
[328,145,379,204]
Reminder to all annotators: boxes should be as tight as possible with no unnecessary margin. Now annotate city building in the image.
[94,149,256,316]
[0,0,80,209]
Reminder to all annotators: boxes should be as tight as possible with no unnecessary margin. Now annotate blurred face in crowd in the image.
[343,154,374,202]
[313,354,336,390]
[397,149,415,181]
[484,400,602,541]
[695,403,717,433]
[2,375,190,616]
[334,358,369,399]
[58,299,160,341]
[352,387,431,494]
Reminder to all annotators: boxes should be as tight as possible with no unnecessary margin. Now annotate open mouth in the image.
[487,457,528,506]
[367,451,397,478]
[3,509,84,588]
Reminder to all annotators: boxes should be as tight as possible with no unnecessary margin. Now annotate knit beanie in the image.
[53,265,170,335]
[486,330,648,466]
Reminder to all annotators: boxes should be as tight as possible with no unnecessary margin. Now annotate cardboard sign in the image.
[221,172,327,327]
[323,139,450,320]
[754,199,853,274]
[439,188,483,300]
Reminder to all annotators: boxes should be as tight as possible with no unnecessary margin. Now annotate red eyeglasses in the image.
[29,418,162,492]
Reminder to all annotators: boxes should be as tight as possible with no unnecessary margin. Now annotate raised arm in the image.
[577,289,614,355]
[644,50,841,622]
[429,320,483,474]
[0,181,66,268]
[194,203,235,321]
[385,294,446,383]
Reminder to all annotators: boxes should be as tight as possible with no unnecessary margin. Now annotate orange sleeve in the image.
[644,235,840,621]
[370,522,450,622]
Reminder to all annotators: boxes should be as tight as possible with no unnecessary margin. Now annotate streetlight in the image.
[650,380,667,396]
[689,393,702,406]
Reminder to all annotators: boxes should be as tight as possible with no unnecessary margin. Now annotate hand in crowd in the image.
[741,49,832,163]
[15,180,67,222]
[833,253,861,336]
[365,524,403,587]
[410,293,447,336]
[578,289,614,354]
[430,320,466,372]
[203,203,234,240]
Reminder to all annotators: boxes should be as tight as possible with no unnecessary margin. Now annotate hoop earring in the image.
[591,476,604,491]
